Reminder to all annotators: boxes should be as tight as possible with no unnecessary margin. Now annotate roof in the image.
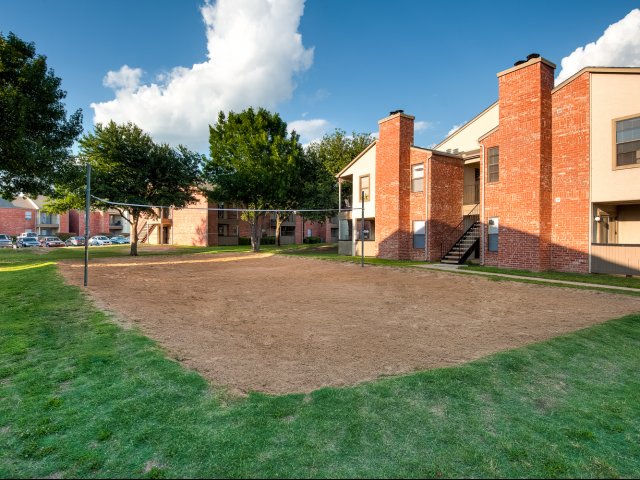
[553,66,640,93]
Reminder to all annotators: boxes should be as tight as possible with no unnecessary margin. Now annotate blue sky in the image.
[2,0,639,153]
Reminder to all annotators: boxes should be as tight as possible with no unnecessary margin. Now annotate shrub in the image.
[260,236,275,245]
[238,237,251,246]
[303,236,322,244]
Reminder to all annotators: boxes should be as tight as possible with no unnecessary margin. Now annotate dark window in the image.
[281,226,295,237]
[356,219,375,241]
[488,147,499,182]
[616,116,640,166]
[413,220,426,248]
[411,164,424,192]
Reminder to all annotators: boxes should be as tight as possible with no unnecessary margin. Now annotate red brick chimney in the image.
[375,110,415,259]
[485,55,555,271]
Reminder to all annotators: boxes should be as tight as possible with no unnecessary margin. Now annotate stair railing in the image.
[440,203,480,260]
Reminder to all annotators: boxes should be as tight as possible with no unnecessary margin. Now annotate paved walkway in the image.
[417,263,640,293]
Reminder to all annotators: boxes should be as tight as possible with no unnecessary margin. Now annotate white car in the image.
[89,235,112,246]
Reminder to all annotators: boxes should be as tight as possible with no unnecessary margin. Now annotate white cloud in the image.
[103,65,143,91]
[288,118,330,144]
[92,0,314,151]
[414,120,434,132]
[447,122,467,136]
[555,8,640,85]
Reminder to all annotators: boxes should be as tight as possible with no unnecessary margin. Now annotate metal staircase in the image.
[137,221,156,244]
[441,221,480,264]
[440,204,480,265]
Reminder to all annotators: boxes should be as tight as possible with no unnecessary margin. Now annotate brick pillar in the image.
[375,111,414,260]
[493,57,555,271]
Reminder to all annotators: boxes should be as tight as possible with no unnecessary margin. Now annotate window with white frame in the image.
[411,163,424,192]
[616,116,640,166]
[359,175,370,201]
[413,220,426,249]
[25,211,32,220]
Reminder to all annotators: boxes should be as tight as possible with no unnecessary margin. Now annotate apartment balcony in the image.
[36,214,60,228]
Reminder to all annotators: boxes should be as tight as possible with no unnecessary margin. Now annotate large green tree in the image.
[301,129,375,222]
[48,121,203,256]
[0,32,83,199]
[205,108,304,251]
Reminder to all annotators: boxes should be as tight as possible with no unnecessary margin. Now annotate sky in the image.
[2,0,640,153]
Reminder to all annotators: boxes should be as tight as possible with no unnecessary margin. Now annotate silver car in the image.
[0,234,13,248]
[89,235,112,246]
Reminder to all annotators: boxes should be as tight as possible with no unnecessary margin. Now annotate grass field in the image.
[1,245,640,478]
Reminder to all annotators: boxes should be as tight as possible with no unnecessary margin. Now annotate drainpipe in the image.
[480,144,485,266]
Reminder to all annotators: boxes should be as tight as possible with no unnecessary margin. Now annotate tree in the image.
[0,32,82,199]
[205,108,304,251]
[47,121,203,256]
[302,129,375,222]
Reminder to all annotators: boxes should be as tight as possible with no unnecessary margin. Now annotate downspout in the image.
[425,156,430,261]
[480,144,486,266]
[587,74,596,273]
[338,178,342,248]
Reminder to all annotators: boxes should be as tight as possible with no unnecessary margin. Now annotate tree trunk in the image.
[275,213,283,247]
[130,214,139,256]
[250,213,262,252]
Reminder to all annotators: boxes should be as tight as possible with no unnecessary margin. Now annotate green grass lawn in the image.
[463,264,640,290]
[1,246,640,478]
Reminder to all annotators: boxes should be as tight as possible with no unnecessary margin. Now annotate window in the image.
[281,226,296,237]
[218,203,225,219]
[356,219,375,241]
[616,116,640,166]
[488,217,499,252]
[413,221,426,249]
[359,175,370,201]
[25,211,32,220]
[411,163,424,192]
[488,147,499,182]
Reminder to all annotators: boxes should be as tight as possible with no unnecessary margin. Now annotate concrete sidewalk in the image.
[417,263,640,293]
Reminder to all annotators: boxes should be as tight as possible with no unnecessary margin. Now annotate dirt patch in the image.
[59,253,640,394]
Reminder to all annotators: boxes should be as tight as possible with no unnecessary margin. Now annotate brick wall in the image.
[171,194,209,246]
[427,153,464,261]
[482,59,555,271]
[69,210,111,236]
[375,112,414,259]
[59,213,70,234]
[550,72,591,273]
[0,208,36,236]
[408,149,428,260]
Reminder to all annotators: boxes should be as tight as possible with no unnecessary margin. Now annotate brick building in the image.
[0,196,69,237]
[136,192,337,247]
[338,55,640,275]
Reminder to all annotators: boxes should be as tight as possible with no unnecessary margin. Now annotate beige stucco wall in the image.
[591,73,640,203]
[618,205,640,244]
[435,103,499,154]
[340,143,376,218]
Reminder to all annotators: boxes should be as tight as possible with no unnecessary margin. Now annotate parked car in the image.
[17,232,38,240]
[89,235,112,246]
[65,236,85,247]
[40,236,66,248]
[16,236,41,248]
[110,235,130,244]
[0,234,13,248]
